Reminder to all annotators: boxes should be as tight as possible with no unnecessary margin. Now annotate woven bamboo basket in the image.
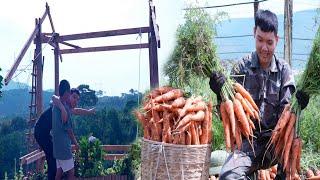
[141,138,211,180]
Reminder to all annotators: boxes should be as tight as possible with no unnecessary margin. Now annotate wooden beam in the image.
[20,149,40,164]
[101,145,131,152]
[42,27,150,43]
[4,8,48,85]
[35,18,43,117]
[46,3,56,33]
[25,151,45,165]
[60,41,81,49]
[149,1,160,48]
[104,154,127,161]
[148,0,160,89]
[54,44,59,96]
[254,0,259,19]
[284,0,293,65]
[60,43,149,54]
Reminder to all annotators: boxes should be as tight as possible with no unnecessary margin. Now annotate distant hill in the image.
[1,81,29,91]
[0,87,141,119]
[216,9,318,71]
[0,88,53,118]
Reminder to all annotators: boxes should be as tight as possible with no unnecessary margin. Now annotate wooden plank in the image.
[60,41,81,49]
[101,145,131,152]
[104,154,127,161]
[46,3,56,33]
[42,27,150,43]
[25,151,45,165]
[20,149,40,164]
[35,19,43,117]
[284,0,292,65]
[60,43,148,54]
[149,1,160,48]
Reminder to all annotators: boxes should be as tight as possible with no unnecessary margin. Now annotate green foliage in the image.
[0,130,27,178]
[78,84,98,107]
[75,136,106,177]
[106,138,141,179]
[14,163,25,180]
[299,96,320,151]
[163,6,227,88]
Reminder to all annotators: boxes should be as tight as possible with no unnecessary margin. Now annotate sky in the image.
[0,0,319,96]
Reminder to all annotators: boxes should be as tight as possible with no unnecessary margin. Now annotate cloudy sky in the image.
[0,0,319,95]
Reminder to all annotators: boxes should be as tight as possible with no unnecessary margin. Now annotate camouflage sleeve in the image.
[280,63,296,108]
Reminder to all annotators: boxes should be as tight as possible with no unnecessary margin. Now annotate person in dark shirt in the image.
[34,85,95,180]
[34,106,55,179]
[209,10,309,179]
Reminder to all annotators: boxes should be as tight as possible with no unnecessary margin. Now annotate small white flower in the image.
[88,135,97,143]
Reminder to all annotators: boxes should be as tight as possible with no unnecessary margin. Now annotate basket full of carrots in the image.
[134,86,212,180]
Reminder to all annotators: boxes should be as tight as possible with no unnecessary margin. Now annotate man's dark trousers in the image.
[34,133,56,180]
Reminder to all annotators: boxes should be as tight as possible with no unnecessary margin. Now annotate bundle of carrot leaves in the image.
[268,26,320,179]
[164,7,261,152]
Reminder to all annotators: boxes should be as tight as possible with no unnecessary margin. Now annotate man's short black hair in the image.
[71,88,80,96]
[59,79,70,96]
[255,9,278,35]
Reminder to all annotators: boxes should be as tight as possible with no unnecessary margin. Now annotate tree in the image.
[77,84,98,107]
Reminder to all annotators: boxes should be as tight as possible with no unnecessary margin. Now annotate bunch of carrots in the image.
[219,81,261,152]
[266,104,302,180]
[306,168,320,179]
[257,165,278,180]
[134,86,212,145]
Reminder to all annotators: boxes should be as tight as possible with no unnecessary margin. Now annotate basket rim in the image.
[142,138,212,148]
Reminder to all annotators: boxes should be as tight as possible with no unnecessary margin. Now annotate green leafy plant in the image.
[14,161,24,180]
[75,135,106,177]
[106,138,141,178]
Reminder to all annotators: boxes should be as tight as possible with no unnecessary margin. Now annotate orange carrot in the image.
[175,110,205,130]
[157,86,174,94]
[290,138,301,178]
[296,138,302,174]
[306,169,315,178]
[154,89,183,103]
[235,121,242,150]
[208,102,213,142]
[282,113,297,156]
[233,99,251,137]
[179,131,186,145]
[200,106,210,144]
[220,101,232,151]
[265,170,271,180]
[172,97,186,108]
[178,98,193,118]
[186,101,207,112]
[190,122,199,145]
[234,82,259,112]
[283,128,294,170]
[186,130,192,145]
[235,92,255,118]
[225,99,236,138]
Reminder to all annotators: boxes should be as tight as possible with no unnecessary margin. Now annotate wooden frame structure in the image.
[4,1,160,154]
[5,0,160,117]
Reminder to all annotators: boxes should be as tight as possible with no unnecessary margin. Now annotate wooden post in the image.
[148,1,159,89]
[54,33,59,95]
[284,0,293,65]
[35,18,43,116]
[254,0,259,19]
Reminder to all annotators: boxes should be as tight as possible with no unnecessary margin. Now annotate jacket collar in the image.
[251,52,278,72]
